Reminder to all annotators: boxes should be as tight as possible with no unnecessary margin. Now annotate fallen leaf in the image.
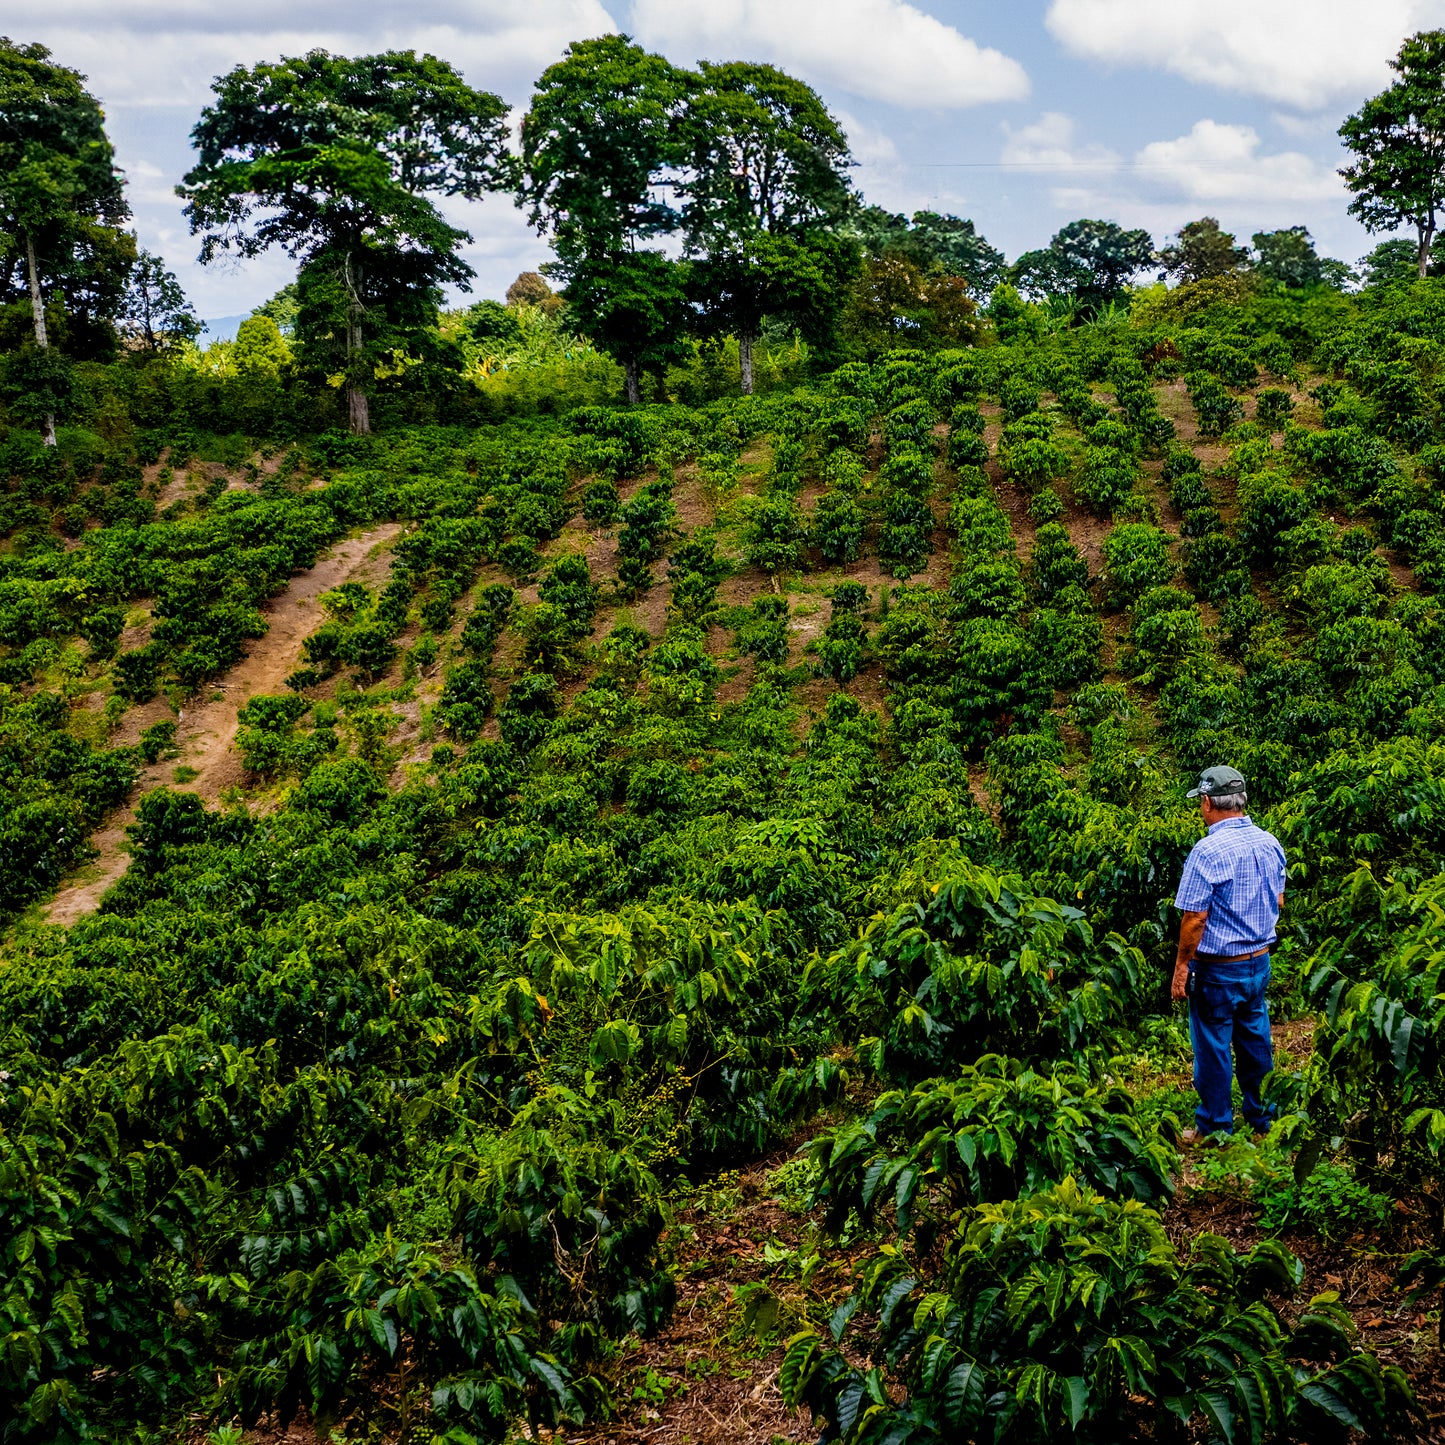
[1364,1317,1383,1328]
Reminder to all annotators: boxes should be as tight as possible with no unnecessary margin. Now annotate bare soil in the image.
[44,525,401,924]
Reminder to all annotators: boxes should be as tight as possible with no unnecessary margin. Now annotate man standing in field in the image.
[1171,766,1287,1145]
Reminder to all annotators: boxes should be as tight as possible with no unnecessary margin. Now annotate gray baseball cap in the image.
[1187,764,1246,799]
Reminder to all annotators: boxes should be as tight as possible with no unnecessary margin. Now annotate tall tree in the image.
[1361,237,1429,286]
[121,251,201,353]
[1251,226,1325,288]
[1157,218,1251,284]
[0,37,129,444]
[852,205,1005,298]
[680,61,855,394]
[521,35,692,404]
[842,253,980,357]
[178,49,512,433]
[1011,219,1154,315]
[1341,30,1445,280]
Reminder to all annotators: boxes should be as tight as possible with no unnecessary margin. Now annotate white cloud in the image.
[1133,120,1343,203]
[1000,112,1119,169]
[14,1,617,107]
[837,112,902,169]
[1045,0,1445,109]
[632,0,1029,109]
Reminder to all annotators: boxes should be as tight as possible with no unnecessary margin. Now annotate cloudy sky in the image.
[12,0,1444,323]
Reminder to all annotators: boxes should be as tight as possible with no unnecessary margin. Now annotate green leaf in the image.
[944,1358,987,1430]
[778,1331,820,1405]
[1063,1374,1088,1427]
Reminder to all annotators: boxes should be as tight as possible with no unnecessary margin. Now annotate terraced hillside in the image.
[6,280,1445,1444]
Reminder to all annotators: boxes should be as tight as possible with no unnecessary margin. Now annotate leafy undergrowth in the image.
[20,284,1445,1442]
[1164,1179,1445,1440]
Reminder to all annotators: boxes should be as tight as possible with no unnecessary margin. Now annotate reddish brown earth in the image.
[44,525,401,924]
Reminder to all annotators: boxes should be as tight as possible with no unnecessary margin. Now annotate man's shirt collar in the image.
[1206,815,1251,834]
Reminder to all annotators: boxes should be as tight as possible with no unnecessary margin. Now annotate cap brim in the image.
[1185,787,1202,798]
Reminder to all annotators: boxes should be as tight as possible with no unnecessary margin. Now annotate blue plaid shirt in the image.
[1175,816,1286,956]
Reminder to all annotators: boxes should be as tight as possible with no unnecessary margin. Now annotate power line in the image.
[918,160,1313,170]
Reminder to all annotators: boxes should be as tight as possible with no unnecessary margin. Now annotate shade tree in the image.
[1251,226,1325,288]
[1157,217,1251,284]
[121,251,201,354]
[521,36,692,404]
[852,205,1005,297]
[1010,218,1154,315]
[1341,29,1445,280]
[681,61,855,393]
[179,49,513,433]
[0,37,130,443]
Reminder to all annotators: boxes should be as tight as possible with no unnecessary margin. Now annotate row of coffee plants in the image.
[8,280,1445,1440]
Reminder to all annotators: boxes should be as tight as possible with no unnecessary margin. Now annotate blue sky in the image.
[11,0,1444,322]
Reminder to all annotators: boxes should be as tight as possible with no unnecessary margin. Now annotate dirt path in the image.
[44,525,401,926]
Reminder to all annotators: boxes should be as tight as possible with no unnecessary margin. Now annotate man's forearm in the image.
[1175,910,1209,967]
[1171,911,1210,1000]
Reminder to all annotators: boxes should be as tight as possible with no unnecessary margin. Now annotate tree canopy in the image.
[1157,217,1251,284]
[1011,219,1154,315]
[681,61,855,392]
[853,205,1006,298]
[178,49,512,432]
[1251,226,1325,288]
[1341,29,1445,279]
[0,37,130,441]
[522,35,693,402]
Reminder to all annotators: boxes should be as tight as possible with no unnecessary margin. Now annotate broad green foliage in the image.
[809,1058,1176,1245]
[179,50,513,432]
[782,1178,1414,1445]
[12,237,1445,1444]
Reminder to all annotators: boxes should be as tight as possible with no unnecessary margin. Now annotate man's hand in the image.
[1171,963,1190,1002]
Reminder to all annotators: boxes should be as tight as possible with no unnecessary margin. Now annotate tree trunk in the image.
[624,356,641,406]
[25,233,56,448]
[739,330,755,396]
[343,251,371,435]
[347,382,370,435]
[1421,217,1437,280]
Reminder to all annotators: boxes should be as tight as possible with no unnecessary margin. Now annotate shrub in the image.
[814,610,867,683]
[1257,387,1295,430]
[742,493,806,576]
[581,478,621,526]
[498,672,559,752]
[539,554,600,639]
[783,1179,1408,1445]
[1029,487,1063,522]
[878,493,934,577]
[999,432,1069,495]
[1237,480,1312,564]
[1187,371,1245,437]
[1031,598,1103,690]
[293,757,386,823]
[138,720,178,765]
[946,426,990,470]
[1074,444,1138,516]
[736,595,791,665]
[811,490,866,564]
[809,1060,1175,1246]
[1124,587,1205,683]
[1101,523,1175,608]
[1184,532,1248,600]
[1029,522,1089,601]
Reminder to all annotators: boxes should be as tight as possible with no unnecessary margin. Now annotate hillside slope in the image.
[5,288,1445,1443]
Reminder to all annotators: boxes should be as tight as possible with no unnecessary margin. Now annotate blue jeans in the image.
[1188,954,1275,1136]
